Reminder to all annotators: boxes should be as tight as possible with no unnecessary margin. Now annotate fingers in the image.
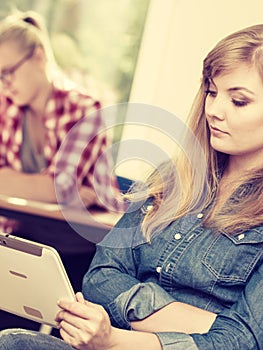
[57,298,87,318]
[55,295,106,327]
[59,322,93,350]
[56,300,112,350]
[76,292,85,304]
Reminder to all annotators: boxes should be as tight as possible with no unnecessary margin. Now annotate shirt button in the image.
[156,266,162,273]
[237,233,245,240]
[174,233,181,240]
[197,213,204,219]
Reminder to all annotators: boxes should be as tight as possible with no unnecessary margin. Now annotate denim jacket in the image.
[82,200,263,350]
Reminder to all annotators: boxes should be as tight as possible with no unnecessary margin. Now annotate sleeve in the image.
[82,201,175,329]
[50,99,103,200]
[156,260,263,350]
[190,260,263,349]
[155,333,198,350]
[48,96,124,211]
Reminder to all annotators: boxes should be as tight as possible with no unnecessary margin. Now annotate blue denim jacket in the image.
[82,200,263,350]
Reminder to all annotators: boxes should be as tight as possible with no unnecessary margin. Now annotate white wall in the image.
[130,0,263,119]
[116,0,263,181]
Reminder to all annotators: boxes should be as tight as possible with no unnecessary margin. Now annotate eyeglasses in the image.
[0,48,35,84]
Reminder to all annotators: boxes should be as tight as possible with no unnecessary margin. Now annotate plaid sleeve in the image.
[47,95,124,212]
[0,95,22,170]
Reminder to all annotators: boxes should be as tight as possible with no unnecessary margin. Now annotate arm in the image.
[85,261,216,335]
[62,262,263,350]
[85,259,263,350]
[53,111,124,210]
[83,205,216,335]
[190,261,263,349]
[0,167,57,202]
[130,301,216,334]
[0,166,98,205]
[0,116,110,205]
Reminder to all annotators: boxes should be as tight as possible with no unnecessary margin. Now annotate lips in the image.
[209,125,228,134]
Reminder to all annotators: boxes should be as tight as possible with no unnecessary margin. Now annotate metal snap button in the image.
[237,233,245,240]
[174,233,181,240]
[156,266,162,273]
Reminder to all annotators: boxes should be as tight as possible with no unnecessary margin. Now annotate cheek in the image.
[230,112,263,148]
[229,106,263,132]
[17,74,37,95]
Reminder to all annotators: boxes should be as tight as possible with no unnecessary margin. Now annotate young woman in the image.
[1,24,263,349]
[0,10,123,213]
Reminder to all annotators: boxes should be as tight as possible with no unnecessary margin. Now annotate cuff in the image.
[156,332,198,350]
[108,282,175,329]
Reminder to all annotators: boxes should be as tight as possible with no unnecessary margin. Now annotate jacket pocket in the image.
[201,228,263,283]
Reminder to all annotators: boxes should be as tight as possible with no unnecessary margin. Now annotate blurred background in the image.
[1,0,263,181]
[0,0,149,108]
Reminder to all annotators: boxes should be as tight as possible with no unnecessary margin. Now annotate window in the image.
[1,0,150,142]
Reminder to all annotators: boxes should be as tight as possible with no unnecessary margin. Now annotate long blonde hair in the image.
[136,24,263,240]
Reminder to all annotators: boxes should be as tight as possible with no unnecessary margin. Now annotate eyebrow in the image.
[207,79,256,96]
[228,87,255,95]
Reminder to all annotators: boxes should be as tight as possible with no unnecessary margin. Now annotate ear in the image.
[32,46,46,67]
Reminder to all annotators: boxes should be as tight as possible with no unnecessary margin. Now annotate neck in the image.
[226,153,263,179]
[29,79,53,118]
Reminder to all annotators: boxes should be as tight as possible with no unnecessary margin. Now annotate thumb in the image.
[76,292,85,304]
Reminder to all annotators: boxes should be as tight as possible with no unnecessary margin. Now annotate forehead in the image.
[211,64,263,91]
[0,40,22,67]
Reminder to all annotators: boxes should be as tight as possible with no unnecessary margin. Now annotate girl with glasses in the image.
[0,10,124,218]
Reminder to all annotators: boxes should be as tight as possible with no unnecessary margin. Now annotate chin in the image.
[210,141,231,154]
[12,98,28,107]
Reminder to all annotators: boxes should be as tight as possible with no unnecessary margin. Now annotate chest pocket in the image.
[202,228,263,283]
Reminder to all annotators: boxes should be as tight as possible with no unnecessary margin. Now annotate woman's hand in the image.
[56,292,114,350]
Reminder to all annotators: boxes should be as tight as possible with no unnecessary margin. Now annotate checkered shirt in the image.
[0,83,124,212]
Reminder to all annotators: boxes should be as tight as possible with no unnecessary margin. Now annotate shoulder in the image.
[51,82,101,111]
[46,85,101,131]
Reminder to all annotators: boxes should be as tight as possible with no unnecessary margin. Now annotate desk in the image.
[0,193,122,228]
[0,194,122,250]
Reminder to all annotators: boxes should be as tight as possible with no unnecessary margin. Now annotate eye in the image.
[205,90,217,98]
[232,99,249,107]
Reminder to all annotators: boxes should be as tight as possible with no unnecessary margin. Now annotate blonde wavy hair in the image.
[134,24,263,240]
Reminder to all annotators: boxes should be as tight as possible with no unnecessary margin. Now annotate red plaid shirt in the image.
[0,82,124,212]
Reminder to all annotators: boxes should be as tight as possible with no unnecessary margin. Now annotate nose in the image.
[205,94,225,121]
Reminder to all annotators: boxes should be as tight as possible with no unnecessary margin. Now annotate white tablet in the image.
[0,232,75,327]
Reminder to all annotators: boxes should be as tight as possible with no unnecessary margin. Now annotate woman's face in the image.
[0,40,44,106]
[205,64,263,169]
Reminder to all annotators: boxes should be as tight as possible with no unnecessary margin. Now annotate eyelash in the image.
[205,90,249,108]
[231,99,249,107]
